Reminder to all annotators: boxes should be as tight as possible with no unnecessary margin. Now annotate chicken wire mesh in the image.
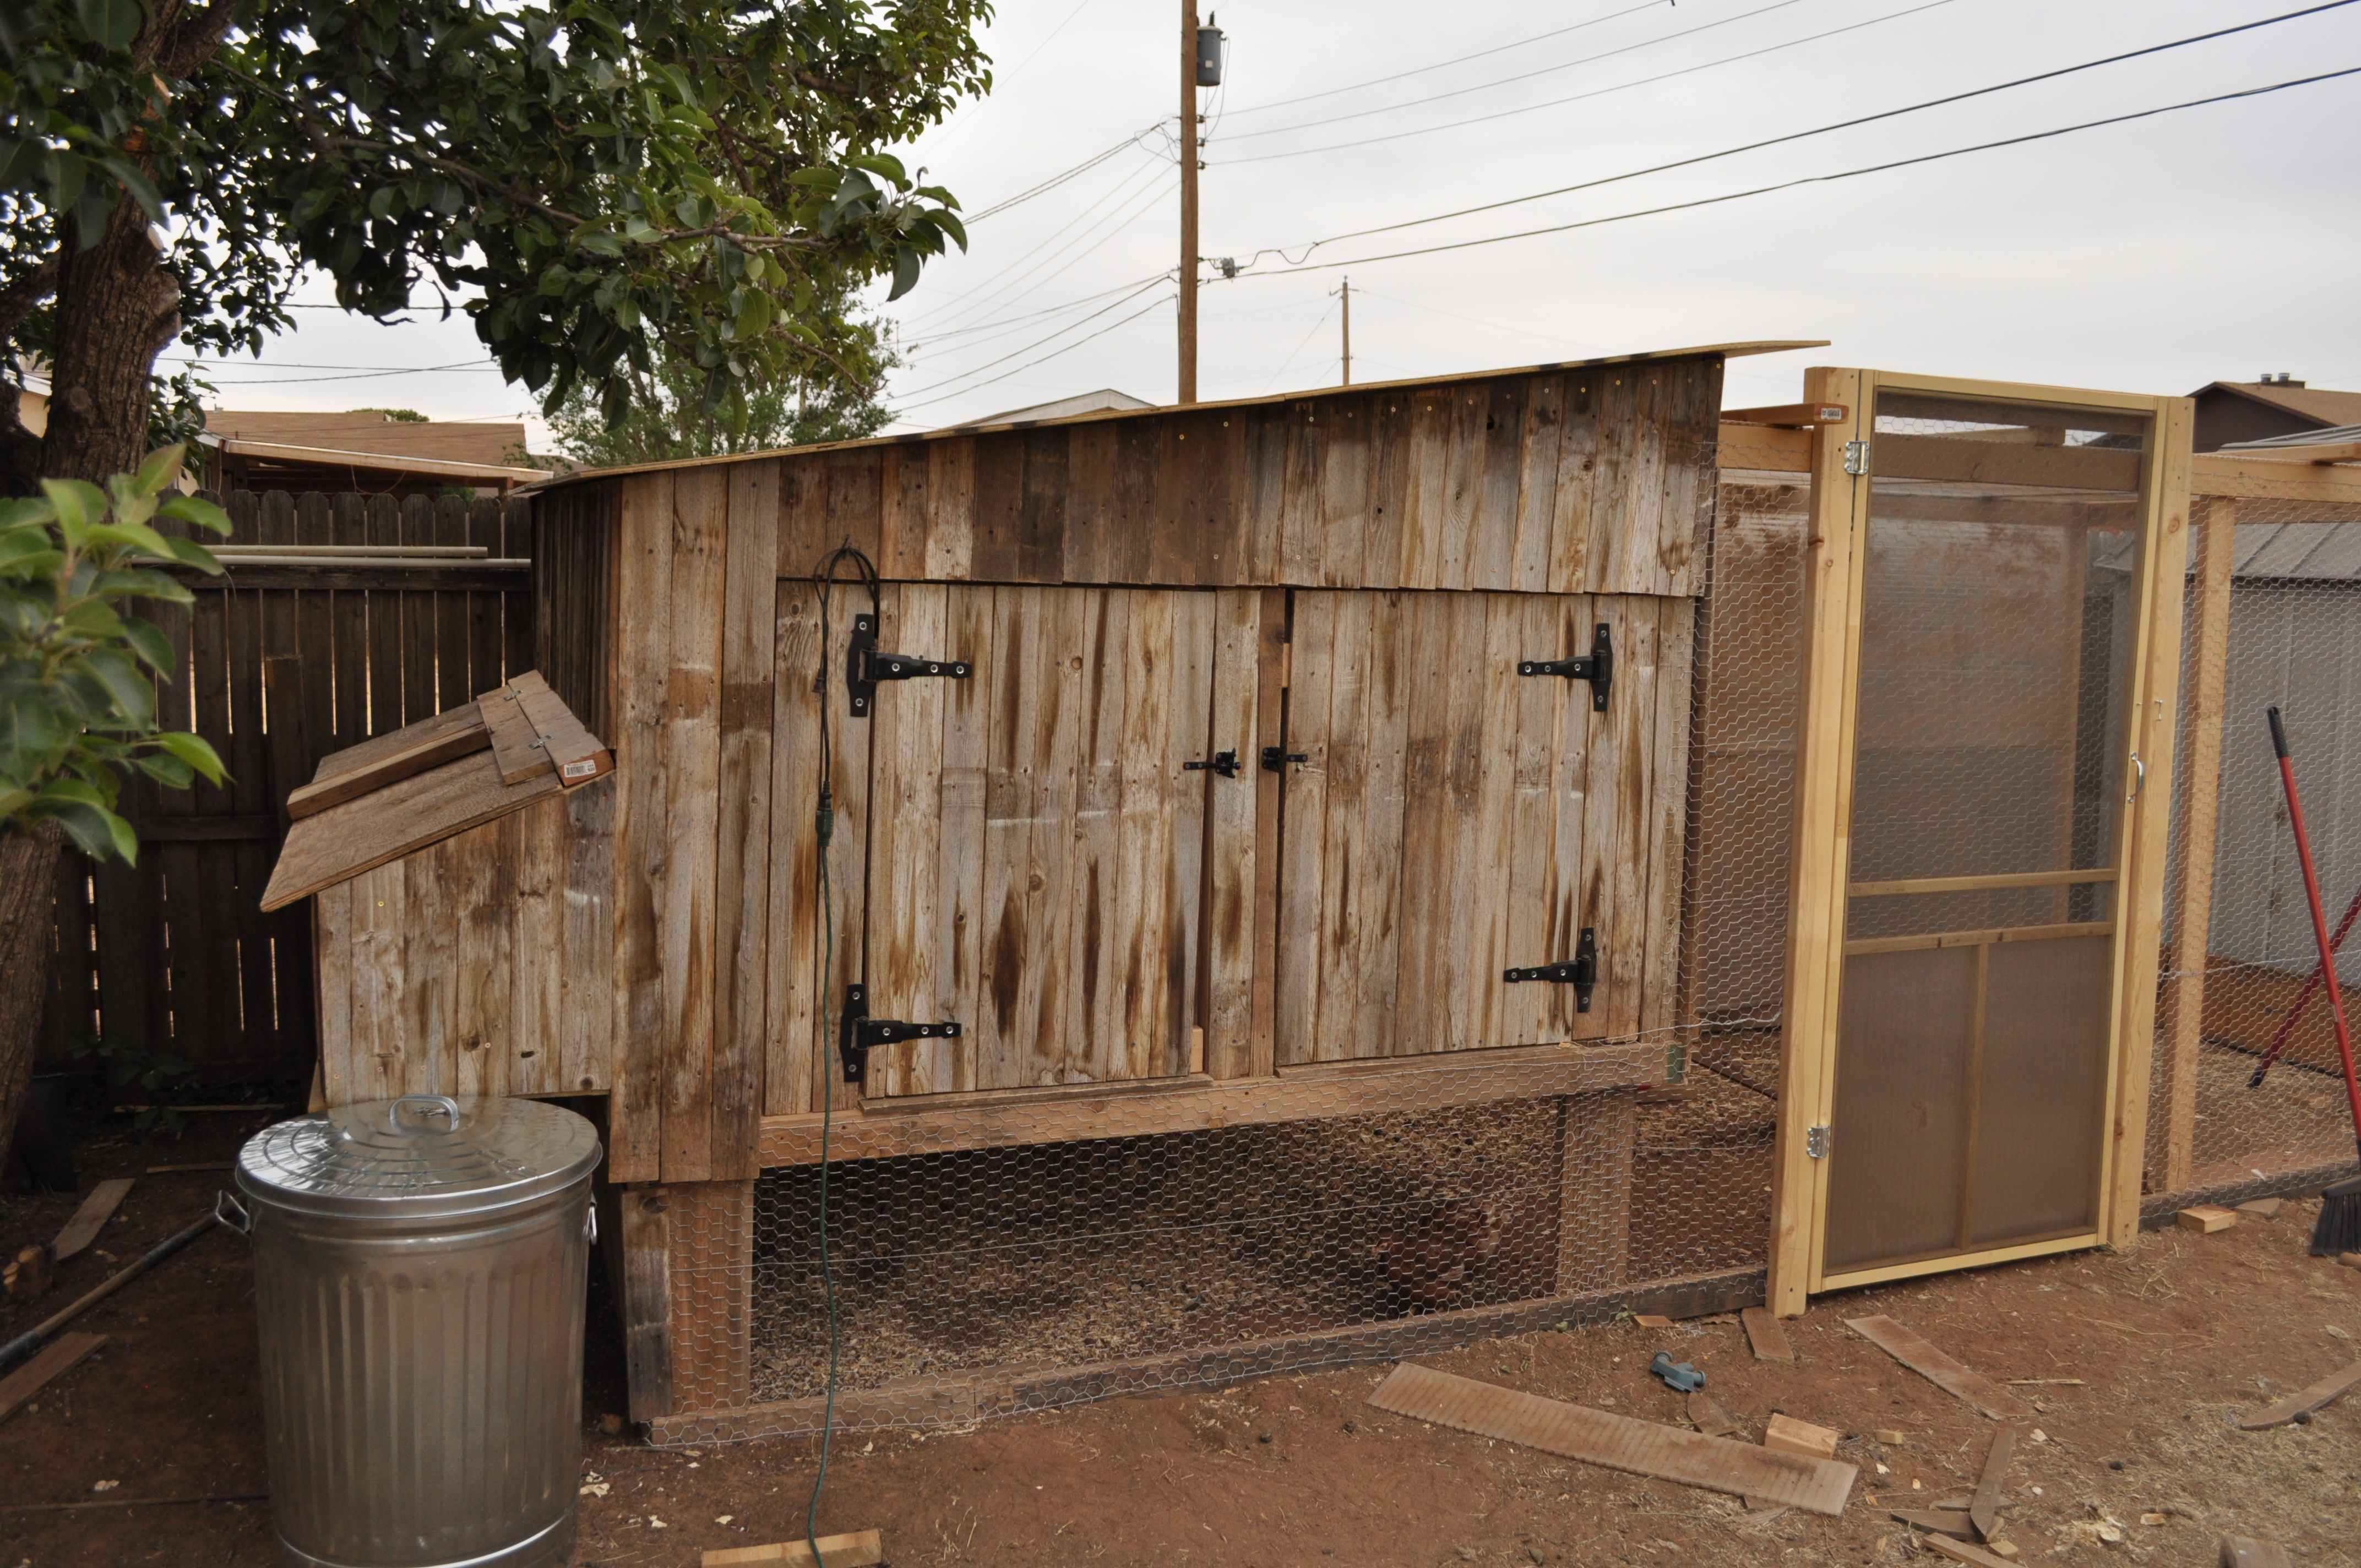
[642,462,1810,1445]
[2145,489,2361,1216]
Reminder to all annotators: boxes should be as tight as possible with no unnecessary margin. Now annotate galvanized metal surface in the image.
[235,1097,600,1568]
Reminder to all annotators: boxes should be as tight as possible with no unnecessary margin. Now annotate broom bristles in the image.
[2311,1175,2361,1257]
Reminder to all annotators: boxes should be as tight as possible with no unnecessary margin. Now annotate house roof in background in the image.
[196,433,546,486]
[2222,423,2361,451]
[960,388,1156,427]
[200,410,527,467]
[2191,381,2361,429]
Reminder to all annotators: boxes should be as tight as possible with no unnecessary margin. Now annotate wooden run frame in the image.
[1767,368,2194,1313]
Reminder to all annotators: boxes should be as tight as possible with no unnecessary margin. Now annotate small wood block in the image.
[2220,1537,2295,1568]
[2235,1197,2283,1220]
[476,681,554,785]
[1688,1391,1742,1438]
[1634,1314,1674,1329]
[1969,1425,2017,1543]
[1763,1412,1840,1460]
[0,1333,107,1422]
[703,1531,884,1567]
[1742,1305,1793,1362]
[1890,1509,1976,1539]
[1845,1316,2032,1421]
[1988,1542,2020,1560]
[3,1245,51,1302]
[1873,1428,1907,1444]
[2178,1205,2238,1234]
[1368,1363,1856,1516]
[2236,1359,2361,1429]
[2342,1251,2361,1268]
[1919,1536,2019,1568]
[50,1178,135,1264]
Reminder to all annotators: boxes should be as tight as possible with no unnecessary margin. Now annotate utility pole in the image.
[1178,0,1201,404]
[1339,276,1352,386]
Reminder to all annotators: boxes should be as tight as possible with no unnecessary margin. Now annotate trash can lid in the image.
[236,1095,602,1219]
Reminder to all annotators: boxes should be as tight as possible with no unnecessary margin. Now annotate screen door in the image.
[1818,388,2154,1280]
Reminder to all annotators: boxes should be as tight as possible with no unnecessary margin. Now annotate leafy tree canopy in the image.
[0,0,989,484]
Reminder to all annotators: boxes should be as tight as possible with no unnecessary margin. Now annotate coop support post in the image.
[2157,491,2235,1195]
[621,1180,754,1425]
[2104,394,2194,1247]
[1767,367,1868,1316]
[1555,1088,1638,1294]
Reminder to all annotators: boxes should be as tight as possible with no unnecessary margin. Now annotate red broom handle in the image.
[2251,879,2361,1085]
[2269,707,2361,1155]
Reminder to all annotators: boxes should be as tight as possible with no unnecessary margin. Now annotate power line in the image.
[902,274,1177,346]
[1221,0,1816,142]
[893,294,1176,411]
[1247,0,2361,257]
[1217,0,1955,166]
[910,172,1180,346]
[899,156,1173,332]
[964,123,1167,224]
[1220,0,1671,116]
[894,277,1174,401]
[1235,67,2360,276]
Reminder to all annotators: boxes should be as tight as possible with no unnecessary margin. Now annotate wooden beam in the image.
[1716,422,1810,476]
[1842,921,2113,957]
[758,1039,1660,1167]
[1847,868,2115,899]
[287,702,489,819]
[2219,439,2361,465]
[2190,455,2361,507]
[1721,402,1849,428]
[2159,493,2235,1194]
[1875,434,2141,493]
[262,751,562,911]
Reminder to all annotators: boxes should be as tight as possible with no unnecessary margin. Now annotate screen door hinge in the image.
[846,612,972,718]
[1805,1124,1831,1159]
[1842,440,1872,477]
[837,982,962,1084]
[1517,623,1613,712]
[1503,927,1598,1013]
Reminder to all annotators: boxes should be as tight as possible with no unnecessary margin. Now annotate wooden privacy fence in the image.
[36,489,535,1083]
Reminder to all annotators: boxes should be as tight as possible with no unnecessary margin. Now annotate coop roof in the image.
[260,672,611,911]
[521,341,1827,491]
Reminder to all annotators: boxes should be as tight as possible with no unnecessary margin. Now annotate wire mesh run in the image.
[2147,488,2361,1213]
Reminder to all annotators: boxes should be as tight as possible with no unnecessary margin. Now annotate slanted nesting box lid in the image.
[260,670,612,911]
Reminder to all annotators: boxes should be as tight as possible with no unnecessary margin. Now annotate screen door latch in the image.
[1806,1124,1831,1159]
[1504,927,1598,1013]
[838,982,962,1084]
[847,612,972,718]
[1518,623,1613,712]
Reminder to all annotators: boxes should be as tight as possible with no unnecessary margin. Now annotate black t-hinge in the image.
[1504,927,1599,1013]
[1517,623,1613,711]
[837,982,963,1084]
[847,612,973,717]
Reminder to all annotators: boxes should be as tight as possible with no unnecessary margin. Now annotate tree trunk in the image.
[0,824,66,1178]
[41,197,183,484]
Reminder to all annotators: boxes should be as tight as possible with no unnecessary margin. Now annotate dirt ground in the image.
[4,1112,2359,1567]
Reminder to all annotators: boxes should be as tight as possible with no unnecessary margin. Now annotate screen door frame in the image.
[1766,367,2194,1311]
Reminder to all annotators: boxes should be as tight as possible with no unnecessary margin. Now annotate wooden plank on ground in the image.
[2235,1359,2361,1430]
[1919,1536,2018,1568]
[702,1528,884,1567]
[1970,1425,2017,1543]
[262,750,561,911]
[1742,1305,1792,1362]
[1846,1316,2032,1420]
[1366,1363,1855,1517]
[2219,1537,2297,1568]
[289,701,489,817]
[50,1179,134,1264]
[1889,1509,1976,1540]
[0,1334,106,1423]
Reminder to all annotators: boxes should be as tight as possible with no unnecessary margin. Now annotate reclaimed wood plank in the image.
[926,437,977,581]
[403,832,459,1093]
[1393,591,1470,1052]
[709,458,781,1173]
[1015,429,1069,584]
[263,750,560,911]
[607,472,675,1182]
[1456,593,1522,1049]
[1504,595,1564,1046]
[1065,587,1131,1079]
[288,704,489,816]
[968,434,1027,584]
[477,682,548,785]
[49,1180,134,1264]
[867,582,955,1097]
[450,818,517,1098]
[1203,588,1264,1077]
[503,796,563,1096]
[0,1333,107,1423]
[1351,591,1413,1058]
[1276,589,1337,1062]
[1279,402,1324,586]
[1398,389,1454,590]
[1547,374,1603,596]
[1657,359,1720,596]
[312,881,354,1103]
[1469,379,1524,591]
[1160,591,1214,1072]
[1060,422,1119,585]
[1640,597,1696,1038]
[1847,1316,2033,1420]
[659,466,729,1181]
[1363,393,1412,591]
[559,776,616,1095]
[1318,393,1373,587]
[1511,374,1564,595]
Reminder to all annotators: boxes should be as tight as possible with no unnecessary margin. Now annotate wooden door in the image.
[863,584,1231,1096]
[1272,589,1692,1064]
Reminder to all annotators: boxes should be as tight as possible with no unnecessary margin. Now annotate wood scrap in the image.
[1633,1314,1674,1329]
[0,1211,215,1376]
[1919,1537,2018,1568]
[2178,1205,2237,1234]
[1367,1363,1856,1516]
[144,1162,232,1174]
[3,1246,51,1302]
[2235,1359,2361,1429]
[50,1179,134,1262]
[1889,1509,1976,1539]
[2219,1538,2295,1568]
[1742,1305,1794,1362]
[1687,1391,1742,1438]
[1968,1425,2017,1543]
[1845,1316,2032,1420]
[702,1529,885,1567]
[1763,1412,1841,1459]
[476,681,553,785]
[2236,1197,2283,1219]
[287,701,488,819]
[0,1333,105,1423]
[507,671,612,786]
[1,1491,266,1512]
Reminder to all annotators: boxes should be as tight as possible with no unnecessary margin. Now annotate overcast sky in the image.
[195,0,2361,444]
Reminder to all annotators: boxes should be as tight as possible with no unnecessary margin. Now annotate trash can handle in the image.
[389,1094,463,1134]
[215,1189,253,1237]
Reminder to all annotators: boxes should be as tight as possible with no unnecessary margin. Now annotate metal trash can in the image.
[223,1094,601,1568]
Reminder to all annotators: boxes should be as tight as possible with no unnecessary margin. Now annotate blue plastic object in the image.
[1649,1351,1706,1392]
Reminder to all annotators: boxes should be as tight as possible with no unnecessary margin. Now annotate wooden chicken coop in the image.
[268,341,1843,1436]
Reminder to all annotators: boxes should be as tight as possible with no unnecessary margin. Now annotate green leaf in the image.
[162,536,224,573]
[121,617,174,673]
[153,730,228,785]
[80,647,156,729]
[157,496,231,536]
[888,248,922,302]
[132,445,186,497]
[41,798,134,863]
[40,479,102,540]
[73,0,142,50]
[135,751,194,788]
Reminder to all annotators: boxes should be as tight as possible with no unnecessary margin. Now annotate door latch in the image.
[1261,745,1308,773]
[1184,750,1242,778]
[1504,927,1598,1013]
[1806,1124,1831,1159]
[1517,623,1613,712]
[837,982,962,1085]
[846,612,972,718]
